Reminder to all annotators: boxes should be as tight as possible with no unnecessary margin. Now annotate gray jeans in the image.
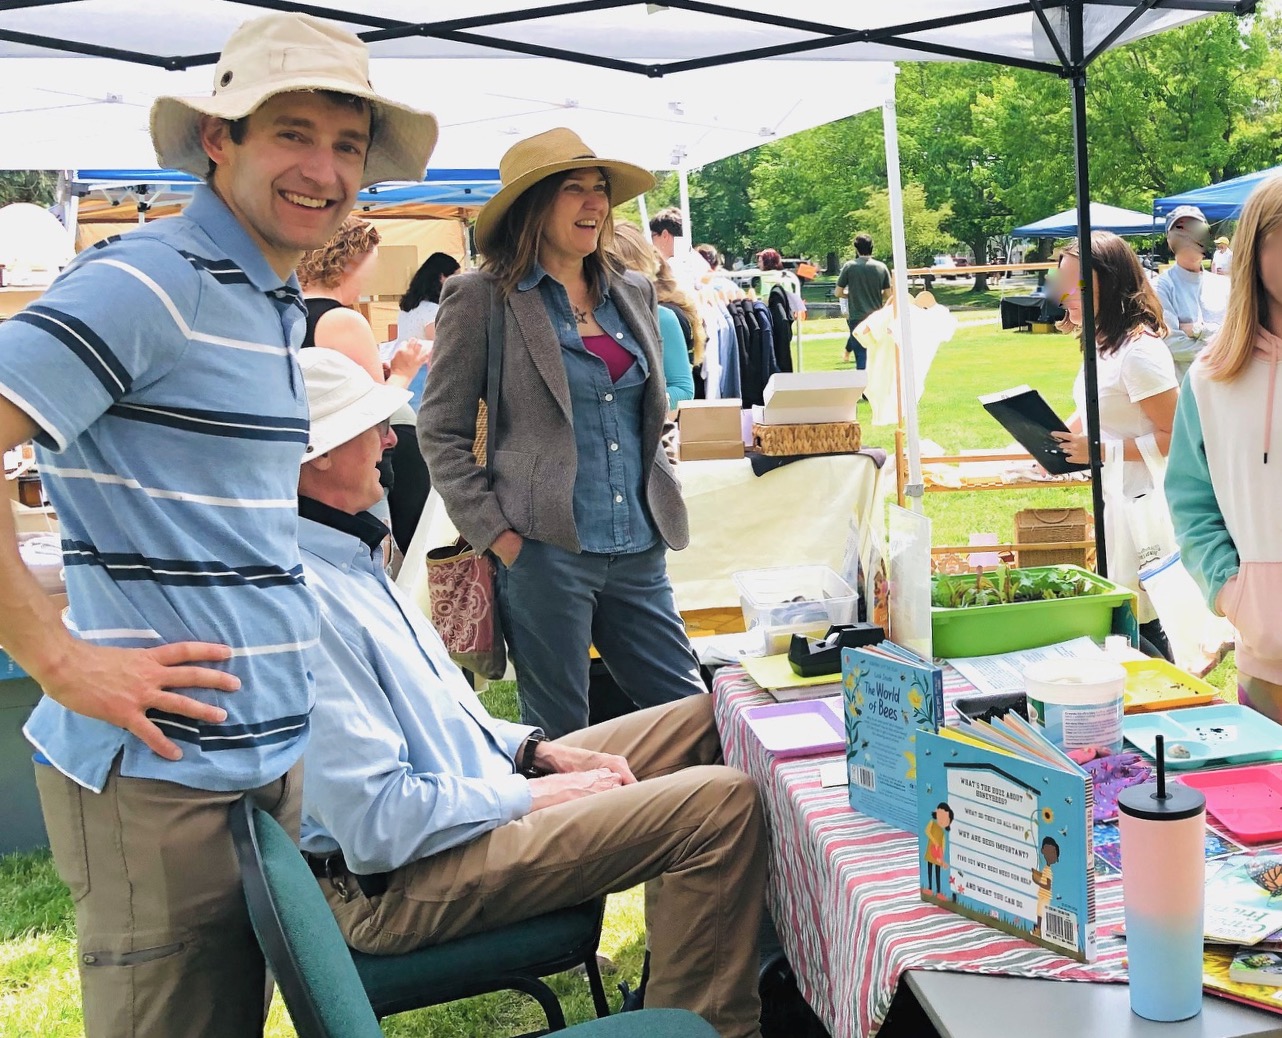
[495,538,704,737]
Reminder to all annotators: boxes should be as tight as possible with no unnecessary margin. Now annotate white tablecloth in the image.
[398,453,886,615]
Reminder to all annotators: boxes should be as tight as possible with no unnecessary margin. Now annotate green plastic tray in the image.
[930,565,1135,658]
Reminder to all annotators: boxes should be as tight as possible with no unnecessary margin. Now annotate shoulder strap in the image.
[484,283,505,490]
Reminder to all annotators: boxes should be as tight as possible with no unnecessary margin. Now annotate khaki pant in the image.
[325,694,767,1038]
[35,760,302,1038]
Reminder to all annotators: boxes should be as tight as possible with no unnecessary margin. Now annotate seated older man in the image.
[293,349,767,1038]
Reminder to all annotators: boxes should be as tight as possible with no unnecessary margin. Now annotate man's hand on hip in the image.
[37,640,240,761]
[527,768,625,811]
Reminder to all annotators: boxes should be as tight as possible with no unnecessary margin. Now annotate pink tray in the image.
[1178,764,1282,844]
[742,696,845,758]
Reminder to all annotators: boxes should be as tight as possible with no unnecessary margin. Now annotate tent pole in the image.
[636,192,649,232]
[882,68,923,513]
[677,167,692,254]
[1069,3,1108,577]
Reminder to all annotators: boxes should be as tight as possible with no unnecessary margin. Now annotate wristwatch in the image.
[518,729,547,777]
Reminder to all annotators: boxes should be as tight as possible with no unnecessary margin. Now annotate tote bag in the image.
[424,288,508,680]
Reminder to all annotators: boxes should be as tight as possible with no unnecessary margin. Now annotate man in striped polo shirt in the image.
[0,14,436,1036]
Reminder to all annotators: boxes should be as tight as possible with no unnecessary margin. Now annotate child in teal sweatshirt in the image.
[1166,178,1282,721]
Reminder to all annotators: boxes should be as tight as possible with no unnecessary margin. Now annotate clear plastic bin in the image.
[733,565,859,636]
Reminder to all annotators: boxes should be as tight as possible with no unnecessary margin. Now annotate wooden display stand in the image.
[889,306,1093,574]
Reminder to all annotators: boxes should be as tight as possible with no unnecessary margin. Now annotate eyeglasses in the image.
[375,419,392,437]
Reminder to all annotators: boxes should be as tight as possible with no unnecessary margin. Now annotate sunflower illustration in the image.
[908,685,924,711]
[1041,806,1055,824]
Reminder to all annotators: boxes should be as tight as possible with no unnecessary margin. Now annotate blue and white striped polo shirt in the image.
[0,186,318,793]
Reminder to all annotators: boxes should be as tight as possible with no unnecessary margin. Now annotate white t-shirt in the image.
[397,299,439,342]
[1072,330,1178,498]
[1211,248,1232,275]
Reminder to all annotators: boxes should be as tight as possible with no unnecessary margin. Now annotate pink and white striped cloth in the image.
[713,665,1130,1038]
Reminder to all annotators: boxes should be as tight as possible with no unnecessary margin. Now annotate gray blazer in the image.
[417,268,688,556]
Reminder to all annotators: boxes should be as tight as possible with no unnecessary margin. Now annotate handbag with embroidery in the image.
[425,287,507,680]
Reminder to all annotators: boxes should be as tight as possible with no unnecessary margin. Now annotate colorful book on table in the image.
[1204,855,1282,946]
[1203,946,1282,1015]
[915,713,1097,963]
[842,640,943,834]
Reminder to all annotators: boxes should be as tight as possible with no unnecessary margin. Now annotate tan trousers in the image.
[35,760,302,1038]
[325,694,767,1038]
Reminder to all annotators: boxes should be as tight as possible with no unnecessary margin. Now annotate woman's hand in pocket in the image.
[492,530,524,568]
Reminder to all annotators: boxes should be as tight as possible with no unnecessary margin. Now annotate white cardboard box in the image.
[753,371,867,426]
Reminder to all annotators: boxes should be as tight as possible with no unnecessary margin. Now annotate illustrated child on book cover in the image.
[924,802,953,897]
[1031,836,1059,937]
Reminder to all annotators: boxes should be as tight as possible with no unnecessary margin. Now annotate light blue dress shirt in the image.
[297,511,535,874]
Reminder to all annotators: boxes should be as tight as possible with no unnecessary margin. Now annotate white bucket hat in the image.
[299,349,410,462]
[150,13,439,187]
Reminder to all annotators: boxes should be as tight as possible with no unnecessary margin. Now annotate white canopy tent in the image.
[0,0,1259,570]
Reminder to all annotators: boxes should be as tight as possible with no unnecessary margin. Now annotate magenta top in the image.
[580,333,635,383]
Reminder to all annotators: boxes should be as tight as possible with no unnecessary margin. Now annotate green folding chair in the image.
[230,797,717,1038]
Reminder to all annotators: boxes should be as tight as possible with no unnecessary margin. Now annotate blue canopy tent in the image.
[1013,202,1161,238]
[72,168,501,218]
[1154,164,1282,221]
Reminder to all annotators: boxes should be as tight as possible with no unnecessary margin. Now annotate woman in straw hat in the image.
[419,128,705,737]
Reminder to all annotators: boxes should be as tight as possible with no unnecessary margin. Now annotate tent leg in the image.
[636,193,649,232]
[882,72,923,514]
[1068,8,1108,577]
[677,167,692,254]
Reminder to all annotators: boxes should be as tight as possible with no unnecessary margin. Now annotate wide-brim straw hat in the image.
[473,128,655,253]
[150,13,439,188]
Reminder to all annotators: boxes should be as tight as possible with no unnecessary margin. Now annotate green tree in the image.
[1086,12,1282,202]
[896,62,1010,290]
[746,112,887,262]
[0,171,57,207]
[848,183,955,269]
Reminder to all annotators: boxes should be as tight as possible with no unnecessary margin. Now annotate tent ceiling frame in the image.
[0,0,1255,76]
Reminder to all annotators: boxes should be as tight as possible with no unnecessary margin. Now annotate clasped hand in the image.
[527,741,637,811]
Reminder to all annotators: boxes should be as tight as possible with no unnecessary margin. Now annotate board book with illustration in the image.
[1204,855,1282,946]
[842,640,943,834]
[1204,946,1282,1015]
[978,385,1088,476]
[915,713,1097,962]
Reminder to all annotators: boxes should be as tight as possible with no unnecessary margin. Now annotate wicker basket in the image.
[752,421,861,457]
[1014,507,1091,568]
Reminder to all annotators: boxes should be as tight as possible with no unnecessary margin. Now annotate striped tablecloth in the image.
[713,665,1130,1038]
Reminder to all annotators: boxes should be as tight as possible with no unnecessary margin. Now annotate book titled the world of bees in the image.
[842,641,943,834]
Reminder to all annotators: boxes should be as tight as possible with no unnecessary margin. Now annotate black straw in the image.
[1155,733,1167,800]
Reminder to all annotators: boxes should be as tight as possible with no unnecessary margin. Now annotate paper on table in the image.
[688,631,764,666]
[740,652,841,690]
[946,636,1105,696]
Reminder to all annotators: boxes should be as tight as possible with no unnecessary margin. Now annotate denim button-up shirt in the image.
[518,263,658,554]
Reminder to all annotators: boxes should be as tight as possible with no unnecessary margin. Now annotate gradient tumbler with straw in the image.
[1118,733,1206,1021]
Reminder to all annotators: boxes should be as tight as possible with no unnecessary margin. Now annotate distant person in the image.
[398,250,460,345]
[606,222,695,408]
[649,206,710,292]
[1052,232,1178,661]
[1211,235,1233,276]
[694,242,721,270]
[836,233,891,368]
[1154,205,1221,380]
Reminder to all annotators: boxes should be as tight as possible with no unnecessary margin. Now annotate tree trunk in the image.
[969,237,990,292]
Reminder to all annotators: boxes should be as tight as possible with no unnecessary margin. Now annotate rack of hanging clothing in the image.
[693,270,803,404]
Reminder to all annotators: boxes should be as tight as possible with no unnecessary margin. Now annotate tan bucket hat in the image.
[150,13,439,188]
[473,128,655,253]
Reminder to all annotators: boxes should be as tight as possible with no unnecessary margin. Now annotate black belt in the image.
[303,851,389,898]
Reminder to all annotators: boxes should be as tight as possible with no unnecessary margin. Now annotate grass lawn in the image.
[0,315,1234,1035]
